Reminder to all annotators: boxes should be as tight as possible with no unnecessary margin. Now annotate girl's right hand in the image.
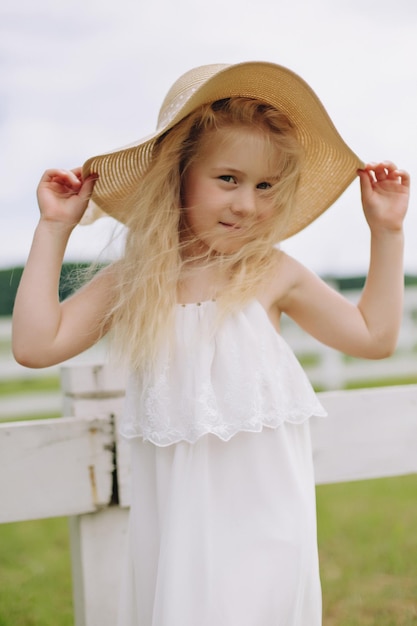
[37,167,99,226]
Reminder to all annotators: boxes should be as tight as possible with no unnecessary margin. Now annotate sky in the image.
[1,0,416,276]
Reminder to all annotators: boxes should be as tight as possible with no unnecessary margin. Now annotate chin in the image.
[206,233,252,255]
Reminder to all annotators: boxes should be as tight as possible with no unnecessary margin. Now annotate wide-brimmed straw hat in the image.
[81,61,363,239]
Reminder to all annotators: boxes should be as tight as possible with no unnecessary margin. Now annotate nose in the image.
[230,186,257,217]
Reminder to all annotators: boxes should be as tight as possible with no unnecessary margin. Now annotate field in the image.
[317,476,417,625]
[1,341,417,624]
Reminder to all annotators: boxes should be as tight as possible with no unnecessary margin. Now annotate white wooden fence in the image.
[0,364,416,625]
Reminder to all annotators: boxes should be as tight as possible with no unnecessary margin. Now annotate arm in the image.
[280,162,410,359]
[12,168,114,368]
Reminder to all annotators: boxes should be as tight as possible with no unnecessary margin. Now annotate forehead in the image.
[197,125,280,165]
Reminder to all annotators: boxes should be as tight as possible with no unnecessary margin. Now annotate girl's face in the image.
[182,126,280,255]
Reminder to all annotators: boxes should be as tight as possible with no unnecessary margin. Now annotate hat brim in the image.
[81,61,364,239]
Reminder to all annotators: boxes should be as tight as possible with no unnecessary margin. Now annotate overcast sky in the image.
[1,0,416,275]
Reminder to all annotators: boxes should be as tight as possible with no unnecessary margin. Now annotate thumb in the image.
[78,173,99,203]
[357,168,373,202]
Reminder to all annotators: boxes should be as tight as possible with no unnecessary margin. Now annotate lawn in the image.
[317,475,417,625]
[0,376,60,396]
[0,518,73,626]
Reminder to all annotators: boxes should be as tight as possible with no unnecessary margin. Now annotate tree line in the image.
[0,264,416,317]
[0,263,93,317]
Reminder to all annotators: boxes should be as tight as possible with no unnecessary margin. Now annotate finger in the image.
[357,168,374,195]
[376,160,398,171]
[380,166,410,186]
[41,168,82,189]
[360,164,377,183]
[373,163,391,181]
[362,161,403,183]
[393,169,411,187]
[77,173,100,202]
[70,167,83,183]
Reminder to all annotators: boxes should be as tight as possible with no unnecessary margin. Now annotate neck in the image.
[177,261,230,305]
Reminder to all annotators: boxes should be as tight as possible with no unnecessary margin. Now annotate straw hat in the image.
[81,61,363,239]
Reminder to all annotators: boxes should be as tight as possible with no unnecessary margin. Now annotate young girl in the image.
[12,62,409,625]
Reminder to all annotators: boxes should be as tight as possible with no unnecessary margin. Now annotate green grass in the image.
[317,475,417,625]
[0,518,73,626]
[0,376,60,397]
[2,412,62,423]
[344,375,417,390]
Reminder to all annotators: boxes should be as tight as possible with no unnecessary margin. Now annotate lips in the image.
[219,221,242,230]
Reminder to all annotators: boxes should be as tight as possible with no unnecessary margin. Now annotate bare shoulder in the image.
[259,250,308,311]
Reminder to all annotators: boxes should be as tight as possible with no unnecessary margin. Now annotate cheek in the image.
[183,206,206,234]
[181,183,193,209]
[257,201,276,222]
[181,170,199,209]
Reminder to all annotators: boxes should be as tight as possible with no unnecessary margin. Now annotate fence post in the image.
[61,363,130,626]
[69,509,129,626]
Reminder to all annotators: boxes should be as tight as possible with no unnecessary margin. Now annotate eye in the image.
[257,181,272,190]
[219,175,236,184]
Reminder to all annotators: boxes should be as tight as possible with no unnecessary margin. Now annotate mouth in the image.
[219,221,242,231]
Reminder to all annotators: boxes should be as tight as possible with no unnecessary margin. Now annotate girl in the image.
[12,62,409,625]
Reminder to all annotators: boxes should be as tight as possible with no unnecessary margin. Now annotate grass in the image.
[0,377,61,422]
[345,375,417,390]
[0,518,73,626]
[317,475,417,625]
[0,376,60,397]
[2,412,62,423]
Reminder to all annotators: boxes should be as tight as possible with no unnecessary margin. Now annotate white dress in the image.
[118,300,327,626]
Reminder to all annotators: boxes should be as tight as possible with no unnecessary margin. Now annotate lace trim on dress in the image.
[120,300,327,446]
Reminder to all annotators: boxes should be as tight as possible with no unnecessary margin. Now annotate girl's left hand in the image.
[358,161,410,233]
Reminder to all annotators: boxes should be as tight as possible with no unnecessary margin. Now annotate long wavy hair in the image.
[107,97,303,371]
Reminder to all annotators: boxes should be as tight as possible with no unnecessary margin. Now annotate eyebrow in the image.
[211,166,278,181]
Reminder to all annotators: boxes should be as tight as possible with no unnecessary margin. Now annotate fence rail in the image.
[0,364,416,626]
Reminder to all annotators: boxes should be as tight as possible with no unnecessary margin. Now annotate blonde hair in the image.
[108,97,303,371]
